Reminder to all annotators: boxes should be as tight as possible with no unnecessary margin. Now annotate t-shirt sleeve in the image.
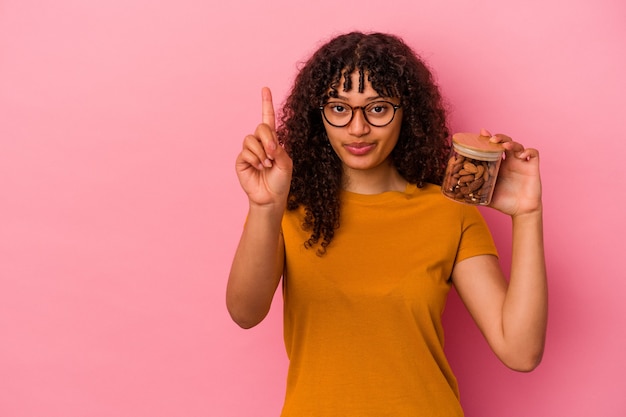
[455,206,499,264]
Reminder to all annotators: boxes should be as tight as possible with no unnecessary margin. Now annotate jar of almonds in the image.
[442,132,504,205]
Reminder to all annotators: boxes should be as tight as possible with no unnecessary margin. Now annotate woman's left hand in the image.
[483,128,543,217]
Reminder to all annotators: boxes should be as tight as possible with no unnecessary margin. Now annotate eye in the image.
[328,103,349,114]
[367,102,391,115]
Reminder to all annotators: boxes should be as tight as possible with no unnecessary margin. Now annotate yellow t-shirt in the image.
[280,183,498,417]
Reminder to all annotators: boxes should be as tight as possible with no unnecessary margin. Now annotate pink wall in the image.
[1,0,624,416]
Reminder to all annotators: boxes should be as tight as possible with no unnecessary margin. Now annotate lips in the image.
[344,142,376,156]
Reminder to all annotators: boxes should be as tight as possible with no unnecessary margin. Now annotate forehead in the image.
[328,70,397,103]
[324,69,400,106]
[327,66,401,101]
[336,72,378,96]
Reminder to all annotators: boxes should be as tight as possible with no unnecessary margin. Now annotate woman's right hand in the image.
[236,87,293,208]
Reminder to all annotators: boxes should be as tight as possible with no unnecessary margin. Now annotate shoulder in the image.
[410,183,490,228]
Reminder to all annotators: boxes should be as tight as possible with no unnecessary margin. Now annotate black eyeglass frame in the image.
[319,101,402,128]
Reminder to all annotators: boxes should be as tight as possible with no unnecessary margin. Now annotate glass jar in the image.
[442,132,504,205]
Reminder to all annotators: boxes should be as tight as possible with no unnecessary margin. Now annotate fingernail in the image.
[263,159,273,168]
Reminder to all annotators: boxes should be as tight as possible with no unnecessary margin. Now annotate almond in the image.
[463,162,478,173]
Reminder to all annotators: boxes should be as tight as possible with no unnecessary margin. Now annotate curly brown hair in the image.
[276,32,451,254]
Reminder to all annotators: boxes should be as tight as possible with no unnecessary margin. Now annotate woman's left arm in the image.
[451,129,548,372]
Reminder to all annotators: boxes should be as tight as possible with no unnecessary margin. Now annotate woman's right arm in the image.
[226,87,293,329]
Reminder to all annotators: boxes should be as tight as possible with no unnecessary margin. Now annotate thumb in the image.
[266,140,292,171]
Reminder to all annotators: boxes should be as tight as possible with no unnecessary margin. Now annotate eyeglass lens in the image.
[322,101,399,127]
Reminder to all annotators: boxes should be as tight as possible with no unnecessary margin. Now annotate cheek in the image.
[385,127,402,148]
[389,123,403,146]
[323,127,342,147]
[327,138,343,156]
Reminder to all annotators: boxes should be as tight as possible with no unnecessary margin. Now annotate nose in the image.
[347,108,371,137]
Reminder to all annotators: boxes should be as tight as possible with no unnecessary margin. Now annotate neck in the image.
[342,163,407,195]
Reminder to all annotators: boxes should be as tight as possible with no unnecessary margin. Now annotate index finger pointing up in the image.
[261,87,276,130]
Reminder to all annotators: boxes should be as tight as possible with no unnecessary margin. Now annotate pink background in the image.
[1,0,625,416]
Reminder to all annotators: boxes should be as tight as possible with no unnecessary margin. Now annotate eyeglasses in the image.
[319,101,402,128]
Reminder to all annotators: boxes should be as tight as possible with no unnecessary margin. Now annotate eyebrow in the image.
[333,94,384,102]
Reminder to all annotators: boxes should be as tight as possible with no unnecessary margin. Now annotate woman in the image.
[227,31,547,416]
